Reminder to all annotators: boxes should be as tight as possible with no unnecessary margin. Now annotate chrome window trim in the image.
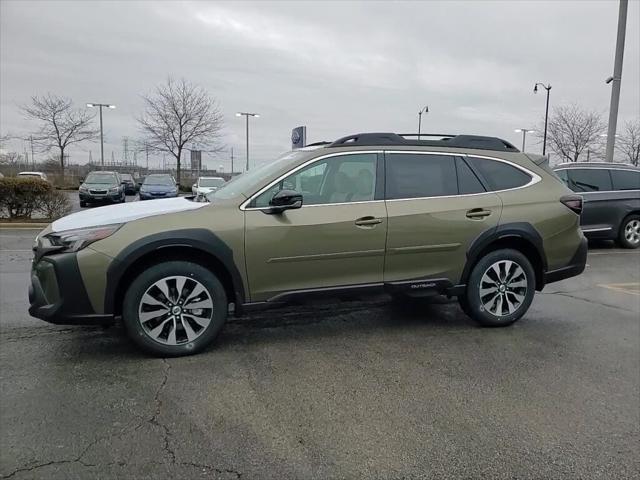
[554,166,640,193]
[582,227,613,233]
[240,150,541,211]
[240,150,382,211]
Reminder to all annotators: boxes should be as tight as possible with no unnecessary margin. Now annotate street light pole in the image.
[87,103,116,168]
[417,106,429,140]
[515,128,535,151]
[533,83,551,156]
[605,0,628,162]
[236,112,259,171]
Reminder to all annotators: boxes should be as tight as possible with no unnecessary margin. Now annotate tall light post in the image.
[514,128,536,151]
[236,112,259,171]
[533,83,551,156]
[87,103,116,167]
[417,105,429,140]
[604,0,628,162]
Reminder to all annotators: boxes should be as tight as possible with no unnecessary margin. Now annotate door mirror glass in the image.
[268,189,303,213]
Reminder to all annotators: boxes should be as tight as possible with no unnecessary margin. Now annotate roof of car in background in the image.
[553,162,640,171]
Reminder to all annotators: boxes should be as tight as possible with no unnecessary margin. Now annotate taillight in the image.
[560,195,583,215]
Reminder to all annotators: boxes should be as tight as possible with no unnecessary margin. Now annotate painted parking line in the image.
[598,283,640,296]
[589,251,640,255]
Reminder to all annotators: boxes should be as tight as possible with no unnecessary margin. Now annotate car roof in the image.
[553,162,640,171]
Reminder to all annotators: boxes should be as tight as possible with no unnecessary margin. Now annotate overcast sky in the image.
[1,0,639,170]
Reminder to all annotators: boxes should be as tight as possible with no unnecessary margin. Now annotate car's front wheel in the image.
[122,261,228,356]
[462,249,535,327]
[618,215,640,249]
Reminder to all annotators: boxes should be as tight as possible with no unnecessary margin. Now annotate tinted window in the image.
[566,169,612,192]
[85,172,117,184]
[144,175,175,186]
[611,169,640,191]
[554,169,569,186]
[467,157,532,191]
[456,157,485,194]
[386,154,457,199]
[253,153,377,207]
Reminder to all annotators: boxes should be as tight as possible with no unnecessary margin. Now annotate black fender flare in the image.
[460,222,547,287]
[103,228,245,314]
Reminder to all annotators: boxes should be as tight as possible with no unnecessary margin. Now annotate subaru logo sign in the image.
[291,126,306,149]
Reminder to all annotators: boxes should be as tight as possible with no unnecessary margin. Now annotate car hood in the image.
[51,197,207,233]
[141,184,175,191]
[82,183,117,189]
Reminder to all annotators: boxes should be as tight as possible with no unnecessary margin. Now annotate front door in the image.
[383,153,502,287]
[244,152,387,302]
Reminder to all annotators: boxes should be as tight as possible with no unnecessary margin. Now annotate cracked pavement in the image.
[1,230,639,479]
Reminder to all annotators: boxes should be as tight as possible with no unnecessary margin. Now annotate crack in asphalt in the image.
[149,358,176,464]
[539,290,636,313]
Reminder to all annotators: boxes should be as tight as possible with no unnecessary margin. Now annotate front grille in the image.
[90,190,107,195]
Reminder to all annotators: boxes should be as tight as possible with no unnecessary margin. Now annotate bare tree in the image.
[137,78,224,184]
[617,119,640,166]
[538,104,606,162]
[21,94,98,176]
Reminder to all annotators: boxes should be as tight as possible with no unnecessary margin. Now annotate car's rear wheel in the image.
[618,215,640,249]
[123,261,228,356]
[463,249,535,327]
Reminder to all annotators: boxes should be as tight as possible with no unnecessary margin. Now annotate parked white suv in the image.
[192,176,225,196]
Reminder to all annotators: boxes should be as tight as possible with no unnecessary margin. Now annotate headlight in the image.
[42,224,123,253]
[79,186,88,192]
[109,186,119,193]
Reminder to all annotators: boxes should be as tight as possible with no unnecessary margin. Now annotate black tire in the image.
[122,261,228,356]
[79,200,87,208]
[463,249,535,327]
[617,214,640,249]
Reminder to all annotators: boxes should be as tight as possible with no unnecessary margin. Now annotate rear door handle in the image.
[355,216,383,226]
[466,209,492,219]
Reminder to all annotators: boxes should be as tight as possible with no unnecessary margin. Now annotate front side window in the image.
[385,154,457,199]
[467,157,532,191]
[566,169,612,192]
[252,153,378,208]
[611,169,640,191]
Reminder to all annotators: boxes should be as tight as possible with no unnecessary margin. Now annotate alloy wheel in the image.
[138,275,214,345]
[479,260,528,317]
[624,219,640,246]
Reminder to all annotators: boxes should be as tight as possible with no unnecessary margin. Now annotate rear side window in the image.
[467,157,532,191]
[455,157,485,194]
[566,169,612,192]
[386,154,457,199]
[611,169,640,191]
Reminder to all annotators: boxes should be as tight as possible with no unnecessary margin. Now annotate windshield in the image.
[121,174,133,181]
[144,175,174,186]
[85,172,117,184]
[199,178,225,187]
[207,151,307,201]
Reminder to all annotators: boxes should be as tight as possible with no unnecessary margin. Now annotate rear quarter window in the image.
[611,169,640,191]
[467,157,532,191]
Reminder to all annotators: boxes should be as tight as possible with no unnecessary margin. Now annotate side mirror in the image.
[267,189,303,214]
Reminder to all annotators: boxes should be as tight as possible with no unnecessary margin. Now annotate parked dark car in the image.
[554,162,640,248]
[138,174,179,200]
[120,173,137,195]
[78,171,126,207]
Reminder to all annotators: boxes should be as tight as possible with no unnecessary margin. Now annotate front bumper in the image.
[28,251,114,325]
[79,192,122,202]
[139,192,179,200]
[543,236,588,285]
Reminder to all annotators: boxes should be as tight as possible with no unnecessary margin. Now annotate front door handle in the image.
[466,209,492,219]
[355,216,383,226]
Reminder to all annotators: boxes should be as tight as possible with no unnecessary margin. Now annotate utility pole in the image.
[235,112,259,171]
[86,103,116,167]
[29,135,35,168]
[230,147,234,174]
[417,106,429,139]
[605,0,628,162]
[534,83,552,156]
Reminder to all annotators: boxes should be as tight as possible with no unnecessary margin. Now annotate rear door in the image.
[565,168,615,233]
[383,152,502,289]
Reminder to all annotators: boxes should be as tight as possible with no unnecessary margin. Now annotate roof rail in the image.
[328,132,519,152]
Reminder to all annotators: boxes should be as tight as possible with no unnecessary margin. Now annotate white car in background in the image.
[192,176,225,196]
[18,171,48,181]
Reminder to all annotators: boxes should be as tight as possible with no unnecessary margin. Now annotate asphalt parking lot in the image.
[0,229,638,480]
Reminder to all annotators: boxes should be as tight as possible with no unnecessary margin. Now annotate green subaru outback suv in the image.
[29,132,587,356]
